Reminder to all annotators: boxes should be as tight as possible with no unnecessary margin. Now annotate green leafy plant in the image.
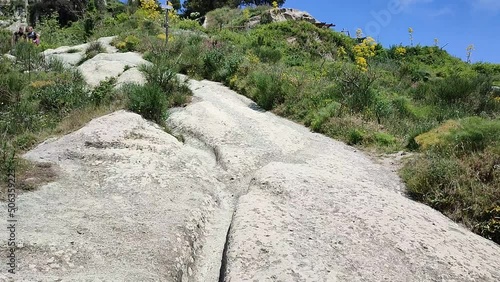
[126,83,168,125]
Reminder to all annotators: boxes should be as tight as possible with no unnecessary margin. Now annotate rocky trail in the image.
[1,39,500,281]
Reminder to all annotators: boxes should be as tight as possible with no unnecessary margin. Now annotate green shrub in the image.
[475,206,500,243]
[115,35,141,52]
[373,97,393,124]
[141,19,160,35]
[402,154,462,206]
[206,7,239,30]
[202,47,225,80]
[251,70,285,111]
[402,148,500,244]
[4,99,43,135]
[175,19,204,32]
[254,46,282,63]
[335,65,378,112]
[391,96,414,119]
[0,71,26,109]
[446,117,500,153]
[90,77,116,106]
[126,83,168,125]
[374,132,396,146]
[36,81,88,116]
[348,129,364,145]
[309,102,341,132]
[46,57,66,73]
[139,64,176,93]
[12,132,38,151]
[218,53,243,84]
[115,12,130,23]
[0,29,12,54]
[12,41,45,72]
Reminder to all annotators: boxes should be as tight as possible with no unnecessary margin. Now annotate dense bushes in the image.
[0,29,12,54]
[402,117,500,243]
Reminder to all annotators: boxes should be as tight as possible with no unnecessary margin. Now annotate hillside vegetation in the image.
[1,2,499,243]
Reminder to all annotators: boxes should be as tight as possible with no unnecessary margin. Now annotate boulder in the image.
[11,110,226,281]
[46,52,84,67]
[3,53,16,61]
[114,67,146,89]
[77,52,151,87]
[6,21,27,32]
[42,45,85,56]
[243,8,321,29]
[0,19,10,28]
[268,8,321,24]
[97,36,118,53]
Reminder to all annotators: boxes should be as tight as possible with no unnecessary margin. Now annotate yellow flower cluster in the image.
[140,0,160,20]
[116,41,126,50]
[248,52,260,65]
[157,33,175,42]
[355,57,368,72]
[243,8,250,20]
[494,97,500,103]
[353,37,377,72]
[395,46,407,56]
[272,1,279,8]
[30,80,55,89]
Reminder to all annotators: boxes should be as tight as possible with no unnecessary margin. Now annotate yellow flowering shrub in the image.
[115,41,127,50]
[395,46,407,57]
[353,37,377,71]
[243,8,250,20]
[355,57,368,72]
[30,80,55,89]
[157,33,175,42]
[140,0,160,20]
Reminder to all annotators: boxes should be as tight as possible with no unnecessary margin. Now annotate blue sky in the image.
[150,0,500,63]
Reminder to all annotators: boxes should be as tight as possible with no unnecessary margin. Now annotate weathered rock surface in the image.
[2,110,228,281]
[3,53,16,61]
[244,8,321,29]
[77,52,151,87]
[114,67,146,89]
[48,52,83,67]
[269,8,321,24]
[43,36,118,68]
[97,36,119,53]
[169,79,500,281]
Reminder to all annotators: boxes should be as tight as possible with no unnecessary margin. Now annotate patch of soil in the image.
[0,160,59,200]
